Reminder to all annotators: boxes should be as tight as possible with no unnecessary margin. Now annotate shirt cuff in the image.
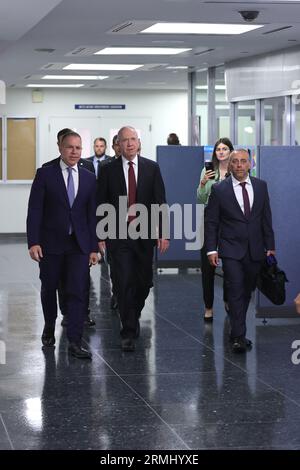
[207,251,217,256]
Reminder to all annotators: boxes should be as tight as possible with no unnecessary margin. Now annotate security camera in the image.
[239,10,260,22]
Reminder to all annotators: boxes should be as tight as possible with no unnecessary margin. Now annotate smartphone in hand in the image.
[205,161,215,179]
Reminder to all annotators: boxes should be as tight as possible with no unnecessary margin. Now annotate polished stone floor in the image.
[1,237,300,450]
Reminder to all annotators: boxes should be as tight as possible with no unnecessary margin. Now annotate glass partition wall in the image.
[191,67,298,147]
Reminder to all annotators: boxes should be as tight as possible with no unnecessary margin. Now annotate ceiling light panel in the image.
[42,75,108,80]
[141,23,264,35]
[95,47,191,55]
[27,84,84,88]
[64,63,143,71]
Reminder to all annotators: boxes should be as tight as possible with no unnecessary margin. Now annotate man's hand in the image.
[266,250,276,257]
[208,253,218,267]
[29,245,43,262]
[89,252,99,266]
[98,241,106,256]
[157,239,169,254]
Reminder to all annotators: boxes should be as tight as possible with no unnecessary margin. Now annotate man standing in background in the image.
[87,137,111,178]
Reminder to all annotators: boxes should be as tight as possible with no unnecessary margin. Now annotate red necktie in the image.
[128,161,136,222]
[239,182,251,218]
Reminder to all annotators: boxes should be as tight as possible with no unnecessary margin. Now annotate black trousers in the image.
[110,239,154,339]
[222,250,262,338]
[39,235,89,344]
[58,267,90,316]
[201,246,227,309]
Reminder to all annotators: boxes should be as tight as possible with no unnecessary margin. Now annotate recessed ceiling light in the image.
[95,47,191,55]
[64,63,143,71]
[141,23,263,35]
[42,75,108,80]
[166,66,188,69]
[27,84,84,88]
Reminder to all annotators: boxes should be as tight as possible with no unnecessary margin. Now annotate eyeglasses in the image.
[230,159,249,165]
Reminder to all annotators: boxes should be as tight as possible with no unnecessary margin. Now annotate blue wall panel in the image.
[156,145,204,267]
[256,146,300,316]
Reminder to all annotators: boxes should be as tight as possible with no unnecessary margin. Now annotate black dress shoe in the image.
[121,338,135,352]
[230,336,252,348]
[84,316,96,327]
[68,343,92,359]
[110,294,118,310]
[231,336,252,353]
[41,327,55,347]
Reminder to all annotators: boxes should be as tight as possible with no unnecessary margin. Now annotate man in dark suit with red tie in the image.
[27,132,99,359]
[97,126,169,352]
[205,149,275,353]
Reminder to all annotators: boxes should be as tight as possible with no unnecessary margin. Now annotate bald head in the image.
[229,149,251,182]
[117,126,140,161]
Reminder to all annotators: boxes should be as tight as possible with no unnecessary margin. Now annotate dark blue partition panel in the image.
[156,145,204,267]
[256,146,300,317]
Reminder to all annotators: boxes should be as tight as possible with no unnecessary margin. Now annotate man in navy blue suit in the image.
[43,127,96,328]
[27,132,99,359]
[205,149,275,353]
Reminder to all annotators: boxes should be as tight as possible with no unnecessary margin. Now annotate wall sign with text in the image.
[75,104,125,110]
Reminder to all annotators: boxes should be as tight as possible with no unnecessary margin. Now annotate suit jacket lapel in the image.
[53,162,70,208]
[72,167,83,209]
[136,156,145,201]
[249,176,258,217]
[117,157,127,195]
[227,176,247,219]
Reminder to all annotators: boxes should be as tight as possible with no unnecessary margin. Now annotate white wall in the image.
[0,88,187,233]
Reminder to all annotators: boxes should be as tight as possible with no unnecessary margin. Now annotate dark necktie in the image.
[67,167,75,233]
[97,160,101,179]
[239,182,250,218]
[127,161,136,222]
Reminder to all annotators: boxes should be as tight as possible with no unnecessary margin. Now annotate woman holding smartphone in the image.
[197,137,234,322]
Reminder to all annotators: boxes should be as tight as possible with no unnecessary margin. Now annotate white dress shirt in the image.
[92,155,106,174]
[207,174,254,255]
[122,155,138,196]
[60,158,79,198]
[231,174,254,213]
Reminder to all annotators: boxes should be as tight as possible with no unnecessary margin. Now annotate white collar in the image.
[60,158,78,172]
[231,174,251,187]
[122,155,138,166]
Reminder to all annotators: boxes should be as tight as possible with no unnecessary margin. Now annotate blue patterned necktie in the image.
[67,167,75,233]
[67,167,75,207]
